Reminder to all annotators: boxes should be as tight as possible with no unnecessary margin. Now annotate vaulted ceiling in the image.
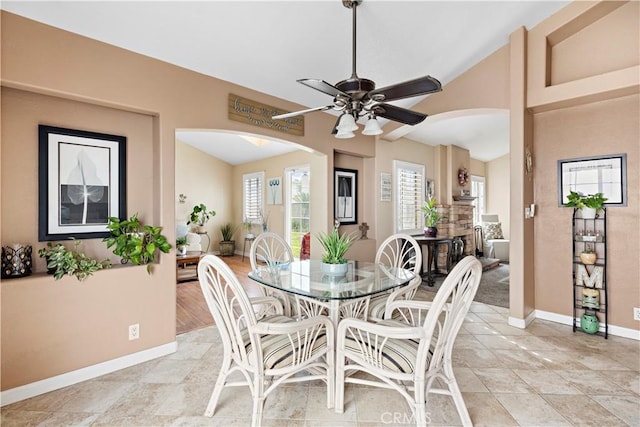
[3,1,569,164]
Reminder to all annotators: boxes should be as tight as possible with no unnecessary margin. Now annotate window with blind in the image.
[243,172,264,224]
[394,160,425,234]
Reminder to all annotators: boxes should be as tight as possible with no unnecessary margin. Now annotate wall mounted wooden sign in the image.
[228,94,304,136]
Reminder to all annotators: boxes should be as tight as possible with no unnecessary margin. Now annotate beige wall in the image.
[0,11,372,391]
[375,137,436,242]
[175,141,234,252]
[231,149,328,257]
[534,94,639,329]
[448,145,471,204]
[485,154,511,239]
[526,1,639,330]
[470,158,486,177]
[1,88,172,390]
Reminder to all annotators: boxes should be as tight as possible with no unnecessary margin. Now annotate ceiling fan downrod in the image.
[343,0,362,80]
[336,0,374,107]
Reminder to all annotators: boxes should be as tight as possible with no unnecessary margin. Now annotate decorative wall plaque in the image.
[228,94,304,136]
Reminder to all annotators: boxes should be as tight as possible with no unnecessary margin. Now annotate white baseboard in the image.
[1,341,177,407]
[535,310,640,340]
[508,310,536,329]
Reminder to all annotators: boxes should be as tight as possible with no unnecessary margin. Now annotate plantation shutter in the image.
[395,161,424,234]
[243,172,264,223]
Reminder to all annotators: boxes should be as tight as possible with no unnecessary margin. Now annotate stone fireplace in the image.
[434,202,475,272]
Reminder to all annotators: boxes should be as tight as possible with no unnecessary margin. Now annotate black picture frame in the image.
[334,168,357,225]
[557,153,627,207]
[38,125,127,241]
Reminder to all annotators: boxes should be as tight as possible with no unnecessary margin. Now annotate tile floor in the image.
[2,290,639,426]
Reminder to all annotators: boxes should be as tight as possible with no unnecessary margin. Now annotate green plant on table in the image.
[421,197,447,227]
[38,240,111,281]
[566,191,607,210]
[103,213,172,274]
[316,223,358,264]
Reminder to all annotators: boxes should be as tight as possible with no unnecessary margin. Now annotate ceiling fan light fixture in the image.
[362,116,383,135]
[336,113,358,132]
[335,128,356,139]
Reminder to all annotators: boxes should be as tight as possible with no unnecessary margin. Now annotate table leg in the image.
[426,242,436,287]
[329,300,340,328]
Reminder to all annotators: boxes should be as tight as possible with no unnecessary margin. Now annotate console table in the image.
[414,236,452,286]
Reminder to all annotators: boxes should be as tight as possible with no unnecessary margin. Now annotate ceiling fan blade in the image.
[297,79,351,98]
[272,105,332,120]
[373,103,427,125]
[369,75,442,102]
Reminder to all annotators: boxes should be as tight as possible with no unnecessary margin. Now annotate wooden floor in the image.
[176,254,264,335]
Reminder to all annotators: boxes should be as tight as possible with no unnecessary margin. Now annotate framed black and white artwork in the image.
[38,125,127,241]
[334,168,357,225]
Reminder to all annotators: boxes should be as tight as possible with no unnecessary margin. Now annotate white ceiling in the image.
[2,0,569,164]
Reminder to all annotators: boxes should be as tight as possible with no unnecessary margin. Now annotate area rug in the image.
[425,262,510,308]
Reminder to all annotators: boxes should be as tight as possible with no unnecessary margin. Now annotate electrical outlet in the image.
[634,308,640,321]
[129,323,140,340]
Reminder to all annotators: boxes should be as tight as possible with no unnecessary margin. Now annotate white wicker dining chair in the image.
[336,256,482,427]
[250,232,296,316]
[367,233,422,321]
[198,255,334,427]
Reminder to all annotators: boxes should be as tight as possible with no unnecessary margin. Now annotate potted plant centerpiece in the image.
[176,236,188,256]
[187,203,216,233]
[566,191,607,219]
[104,213,172,274]
[39,240,111,281]
[219,222,236,256]
[421,197,446,237]
[316,221,358,276]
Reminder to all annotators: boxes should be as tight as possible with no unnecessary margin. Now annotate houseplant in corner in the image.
[39,240,111,281]
[187,203,216,233]
[219,222,236,256]
[566,191,607,219]
[316,221,358,276]
[421,197,446,237]
[103,213,172,273]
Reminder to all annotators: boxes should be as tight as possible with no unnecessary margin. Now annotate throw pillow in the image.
[483,222,504,240]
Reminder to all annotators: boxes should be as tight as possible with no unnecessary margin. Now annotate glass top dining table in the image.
[248,259,415,325]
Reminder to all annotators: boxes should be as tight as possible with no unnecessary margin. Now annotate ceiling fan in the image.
[272,0,442,138]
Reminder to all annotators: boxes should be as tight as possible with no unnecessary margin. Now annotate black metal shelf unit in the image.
[572,208,608,338]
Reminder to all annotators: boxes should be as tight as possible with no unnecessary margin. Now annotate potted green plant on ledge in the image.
[219,222,236,256]
[316,222,358,276]
[421,197,446,237]
[103,213,172,273]
[566,191,607,219]
[187,203,216,233]
[38,240,111,281]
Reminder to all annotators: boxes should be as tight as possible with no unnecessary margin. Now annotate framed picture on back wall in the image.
[334,168,357,225]
[38,125,127,241]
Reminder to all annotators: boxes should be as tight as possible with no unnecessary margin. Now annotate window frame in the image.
[393,160,425,235]
[243,171,264,224]
[471,175,486,225]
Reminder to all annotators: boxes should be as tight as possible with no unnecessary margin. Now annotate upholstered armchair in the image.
[480,214,509,262]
